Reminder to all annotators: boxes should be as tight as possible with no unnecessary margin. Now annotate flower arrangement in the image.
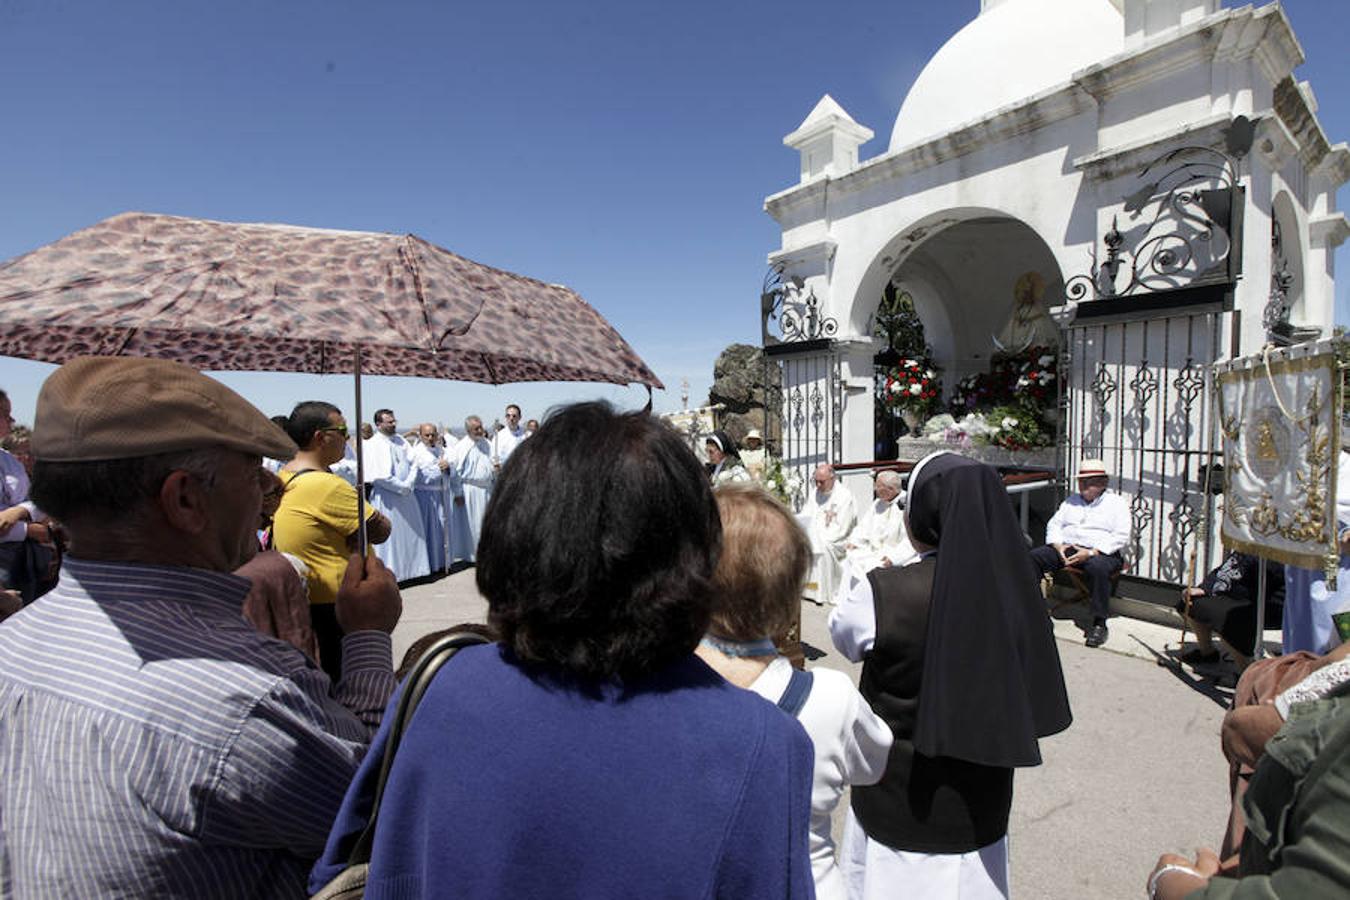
[984,403,1051,451]
[880,358,943,416]
[761,455,804,510]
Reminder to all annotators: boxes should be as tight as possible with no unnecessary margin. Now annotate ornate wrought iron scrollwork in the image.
[1130,490,1154,565]
[1064,121,1250,303]
[1129,361,1157,440]
[809,384,825,435]
[762,263,837,344]
[790,386,805,438]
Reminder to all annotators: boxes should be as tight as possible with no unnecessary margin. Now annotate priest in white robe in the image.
[490,403,527,470]
[409,423,454,574]
[805,463,856,604]
[451,415,496,562]
[363,408,430,582]
[844,470,920,576]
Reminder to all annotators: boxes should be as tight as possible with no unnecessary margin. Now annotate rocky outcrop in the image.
[708,343,781,450]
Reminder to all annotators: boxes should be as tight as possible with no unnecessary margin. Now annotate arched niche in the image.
[1271,190,1306,325]
[856,213,1065,390]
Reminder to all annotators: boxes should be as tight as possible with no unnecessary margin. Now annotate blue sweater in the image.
[311,645,816,899]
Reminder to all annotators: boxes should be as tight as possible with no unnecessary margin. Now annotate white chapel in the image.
[762,0,1348,586]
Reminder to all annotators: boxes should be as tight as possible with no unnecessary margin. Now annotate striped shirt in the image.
[0,558,396,898]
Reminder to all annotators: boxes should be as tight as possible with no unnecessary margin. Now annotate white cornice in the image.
[767,240,837,269]
[1310,144,1350,191]
[1309,213,1350,250]
[1071,113,1243,181]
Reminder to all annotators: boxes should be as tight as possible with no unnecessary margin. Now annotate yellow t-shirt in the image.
[272,469,371,606]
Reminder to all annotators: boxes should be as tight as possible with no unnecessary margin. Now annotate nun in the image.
[829,451,1072,898]
[705,430,751,486]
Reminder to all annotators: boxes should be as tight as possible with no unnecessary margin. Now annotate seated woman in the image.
[706,429,751,485]
[311,402,814,899]
[697,484,891,900]
[1176,551,1284,669]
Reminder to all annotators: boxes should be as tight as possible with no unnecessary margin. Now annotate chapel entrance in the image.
[868,216,1065,461]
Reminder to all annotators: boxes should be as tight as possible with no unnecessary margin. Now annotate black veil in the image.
[906,451,1072,768]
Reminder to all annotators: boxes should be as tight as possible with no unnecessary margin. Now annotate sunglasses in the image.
[319,424,350,438]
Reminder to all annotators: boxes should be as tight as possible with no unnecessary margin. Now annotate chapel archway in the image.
[860,215,1065,459]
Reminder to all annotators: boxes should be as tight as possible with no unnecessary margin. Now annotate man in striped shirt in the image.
[0,356,401,898]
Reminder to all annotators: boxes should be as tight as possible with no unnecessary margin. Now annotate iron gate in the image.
[1062,313,1224,584]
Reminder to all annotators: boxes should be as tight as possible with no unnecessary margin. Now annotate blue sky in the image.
[1,0,1346,430]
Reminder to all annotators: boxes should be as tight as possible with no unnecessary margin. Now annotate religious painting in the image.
[1216,341,1342,578]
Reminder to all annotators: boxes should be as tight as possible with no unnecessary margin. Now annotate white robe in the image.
[363,432,430,582]
[805,487,856,604]
[409,442,452,573]
[846,497,919,576]
[452,435,495,561]
[490,425,527,468]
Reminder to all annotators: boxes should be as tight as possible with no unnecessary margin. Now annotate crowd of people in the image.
[0,358,1349,897]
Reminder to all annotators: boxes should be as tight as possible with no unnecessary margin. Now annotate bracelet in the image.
[1148,864,1200,900]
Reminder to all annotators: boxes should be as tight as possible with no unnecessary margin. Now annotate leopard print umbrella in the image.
[0,212,661,388]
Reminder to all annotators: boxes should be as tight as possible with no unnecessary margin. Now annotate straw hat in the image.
[1076,458,1109,480]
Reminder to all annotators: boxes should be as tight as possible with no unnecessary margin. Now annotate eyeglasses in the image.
[319,424,349,438]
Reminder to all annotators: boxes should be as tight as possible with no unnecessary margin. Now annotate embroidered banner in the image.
[1216,341,1342,577]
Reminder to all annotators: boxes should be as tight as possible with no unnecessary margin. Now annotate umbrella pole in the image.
[354,345,368,558]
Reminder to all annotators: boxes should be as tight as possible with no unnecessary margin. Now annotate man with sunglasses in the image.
[275,401,392,680]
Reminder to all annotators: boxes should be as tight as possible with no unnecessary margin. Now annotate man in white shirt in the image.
[363,408,430,583]
[1030,458,1130,648]
[844,470,919,576]
[490,404,527,470]
[451,415,495,561]
[804,463,856,604]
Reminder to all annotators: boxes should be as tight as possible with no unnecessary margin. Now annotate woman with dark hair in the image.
[698,483,891,900]
[830,450,1072,898]
[706,429,751,486]
[312,402,815,899]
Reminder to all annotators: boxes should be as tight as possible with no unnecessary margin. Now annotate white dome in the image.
[889,0,1125,152]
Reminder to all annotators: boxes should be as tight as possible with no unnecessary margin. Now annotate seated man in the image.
[1176,551,1284,669]
[804,463,856,604]
[1030,458,1130,648]
[844,470,919,575]
[0,356,401,897]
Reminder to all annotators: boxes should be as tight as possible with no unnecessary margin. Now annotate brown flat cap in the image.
[32,356,297,462]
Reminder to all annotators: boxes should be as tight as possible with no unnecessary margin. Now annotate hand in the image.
[335,554,402,635]
[0,506,30,533]
[1180,586,1206,604]
[879,556,892,568]
[25,522,50,544]
[1053,542,1069,565]
[0,589,22,621]
[1065,547,1094,566]
[438,458,450,471]
[1148,850,1218,900]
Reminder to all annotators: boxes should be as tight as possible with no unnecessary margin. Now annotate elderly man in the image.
[363,408,430,583]
[805,463,856,604]
[1030,458,1130,648]
[490,403,527,469]
[409,423,453,574]
[0,356,401,897]
[451,415,496,561]
[845,469,919,575]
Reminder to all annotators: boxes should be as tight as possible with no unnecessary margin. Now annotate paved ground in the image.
[394,569,1238,899]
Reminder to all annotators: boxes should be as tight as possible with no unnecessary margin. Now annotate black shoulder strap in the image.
[281,467,320,487]
[347,631,491,865]
[776,668,814,718]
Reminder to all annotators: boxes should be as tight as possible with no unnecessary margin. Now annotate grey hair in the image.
[465,415,483,430]
[876,470,902,490]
